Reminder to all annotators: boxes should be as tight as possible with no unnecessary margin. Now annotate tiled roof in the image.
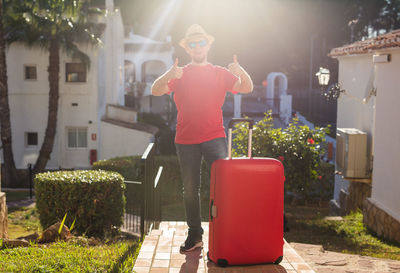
[329,29,400,56]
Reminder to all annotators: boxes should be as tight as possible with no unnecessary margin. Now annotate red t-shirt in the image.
[168,63,238,144]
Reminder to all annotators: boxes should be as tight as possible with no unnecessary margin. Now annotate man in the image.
[152,24,253,252]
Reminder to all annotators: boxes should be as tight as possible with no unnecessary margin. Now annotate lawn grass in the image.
[7,206,41,239]
[284,204,400,261]
[0,240,138,273]
[2,205,140,272]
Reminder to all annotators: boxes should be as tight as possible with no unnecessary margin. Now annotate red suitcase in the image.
[208,118,285,267]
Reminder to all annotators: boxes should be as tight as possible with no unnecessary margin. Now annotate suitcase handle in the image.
[227,118,253,159]
[210,200,214,221]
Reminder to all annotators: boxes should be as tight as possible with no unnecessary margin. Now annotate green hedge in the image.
[92,156,142,181]
[35,170,125,238]
[92,155,210,205]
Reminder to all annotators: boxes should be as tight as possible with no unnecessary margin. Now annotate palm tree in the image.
[0,0,19,186]
[5,0,104,175]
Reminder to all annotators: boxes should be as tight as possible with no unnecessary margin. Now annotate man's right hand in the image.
[151,58,183,96]
[167,58,183,80]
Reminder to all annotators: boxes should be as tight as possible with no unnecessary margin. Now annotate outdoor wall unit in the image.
[336,128,368,178]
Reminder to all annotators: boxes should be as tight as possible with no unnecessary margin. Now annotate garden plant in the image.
[232,112,334,203]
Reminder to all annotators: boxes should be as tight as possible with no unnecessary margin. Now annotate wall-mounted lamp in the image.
[315,67,346,100]
[315,67,330,85]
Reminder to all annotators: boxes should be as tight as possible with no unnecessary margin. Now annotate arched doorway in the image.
[266,72,291,125]
[266,72,288,114]
[266,72,288,98]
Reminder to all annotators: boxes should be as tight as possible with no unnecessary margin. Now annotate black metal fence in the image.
[123,143,163,238]
[290,88,337,128]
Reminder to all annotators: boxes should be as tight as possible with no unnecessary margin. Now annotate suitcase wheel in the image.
[274,256,283,265]
[217,259,228,267]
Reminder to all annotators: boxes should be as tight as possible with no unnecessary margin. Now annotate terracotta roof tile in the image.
[329,29,400,56]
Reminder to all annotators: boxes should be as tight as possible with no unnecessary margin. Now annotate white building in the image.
[329,29,400,243]
[124,31,174,115]
[0,0,164,175]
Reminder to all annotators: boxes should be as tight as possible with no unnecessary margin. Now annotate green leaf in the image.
[59,213,67,234]
[69,217,76,231]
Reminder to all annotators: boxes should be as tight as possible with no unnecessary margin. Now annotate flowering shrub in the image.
[232,112,333,202]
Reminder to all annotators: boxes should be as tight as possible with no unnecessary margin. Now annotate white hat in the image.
[179,24,215,48]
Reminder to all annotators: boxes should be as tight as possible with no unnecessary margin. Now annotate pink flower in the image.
[278,156,284,162]
[318,176,322,180]
[307,138,315,144]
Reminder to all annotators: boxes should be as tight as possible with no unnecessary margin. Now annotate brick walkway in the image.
[133,222,316,273]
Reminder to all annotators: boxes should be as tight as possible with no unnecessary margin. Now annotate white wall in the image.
[100,121,153,160]
[5,43,100,169]
[336,55,376,169]
[59,94,98,169]
[335,50,400,223]
[332,54,375,204]
[8,94,54,168]
[97,6,125,119]
[59,44,100,169]
[96,5,125,156]
[370,51,400,222]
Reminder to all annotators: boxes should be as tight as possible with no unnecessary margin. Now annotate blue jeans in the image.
[175,137,227,237]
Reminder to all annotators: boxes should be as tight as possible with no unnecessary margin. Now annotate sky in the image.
[118,0,351,89]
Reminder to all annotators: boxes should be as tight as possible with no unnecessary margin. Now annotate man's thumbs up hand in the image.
[228,54,243,77]
[167,58,183,80]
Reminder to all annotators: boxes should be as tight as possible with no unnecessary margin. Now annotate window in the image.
[66,63,86,82]
[67,127,87,148]
[24,65,37,80]
[25,132,38,147]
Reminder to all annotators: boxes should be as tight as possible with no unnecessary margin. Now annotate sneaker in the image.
[180,235,203,252]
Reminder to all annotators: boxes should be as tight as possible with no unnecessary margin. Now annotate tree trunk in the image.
[33,39,60,174]
[0,0,19,186]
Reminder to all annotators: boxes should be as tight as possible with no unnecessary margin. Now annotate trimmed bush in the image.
[35,170,125,238]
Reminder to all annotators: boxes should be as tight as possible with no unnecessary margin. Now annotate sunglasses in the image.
[187,39,208,49]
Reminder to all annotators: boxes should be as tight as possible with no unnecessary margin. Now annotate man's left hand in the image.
[228,55,244,77]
